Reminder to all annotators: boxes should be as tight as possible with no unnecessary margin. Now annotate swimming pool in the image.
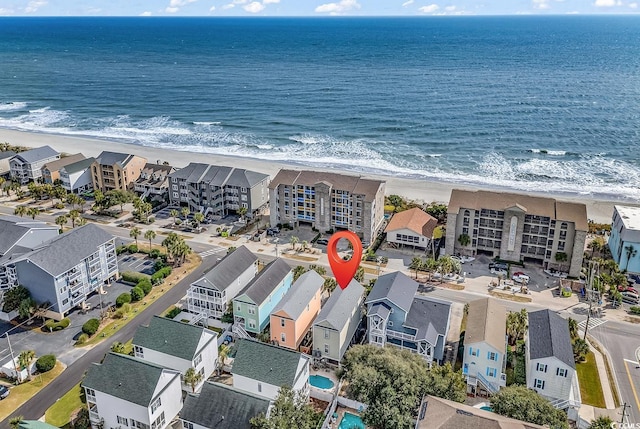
[309,374,335,390]
[339,412,365,429]
[480,406,493,412]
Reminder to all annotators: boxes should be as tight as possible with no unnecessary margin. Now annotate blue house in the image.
[609,205,640,274]
[366,271,451,366]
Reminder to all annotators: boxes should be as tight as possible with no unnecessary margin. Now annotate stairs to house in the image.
[232,323,250,339]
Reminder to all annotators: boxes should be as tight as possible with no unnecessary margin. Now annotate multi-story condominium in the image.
[609,205,640,273]
[168,162,269,219]
[366,271,451,366]
[384,207,438,250]
[91,151,148,192]
[233,259,293,336]
[83,352,183,429]
[59,157,95,194]
[187,246,258,320]
[9,146,60,184]
[41,153,86,184]
[526,310,581,419]
[134,163,176,200]
[312,279,364,365]
[0,224,118,319]
[132,316,219,393]
[462,298,507,396]
[231,339,310,401]
[0,151,17,177]
[269,169,386,243]
[446,189,587,277]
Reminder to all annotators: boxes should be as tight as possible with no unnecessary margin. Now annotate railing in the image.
[232,323,250,339]
[386,330,417,342]
[476,372,499,395]
[549,398,581,410]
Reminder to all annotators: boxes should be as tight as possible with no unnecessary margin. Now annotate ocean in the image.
[1,16,639,200]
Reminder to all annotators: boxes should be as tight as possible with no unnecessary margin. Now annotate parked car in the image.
[621,291,640,304]
[619,285,639,294]
[460,255,476,263]
[490,268,508,276]
[316,239,329,245]
[544,268,568,278]
[489,262,508,271]
[512,272,530,284]
[0,385,9,400]
[267,227,280,236]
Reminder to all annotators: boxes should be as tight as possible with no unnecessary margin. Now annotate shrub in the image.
[35,354,56,373]
[149,249,162,259]
[630,306,640,315]
[115,293,131,308]
[153,259,167,271]
[121,303,131,313]
[137,279,153,295]
[82,318,100,336]
[164,307,181,319]
[113,308,127,319]
[130,286,144,302]
[120,271,150,284]
[116,245,128,255]
[54,202,65,209]
[127,244,138,253]
[151,266,172,285]
[44,317,71,332]
[76,333,89,345]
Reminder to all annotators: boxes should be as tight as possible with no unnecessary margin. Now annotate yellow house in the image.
[91,151,147,192]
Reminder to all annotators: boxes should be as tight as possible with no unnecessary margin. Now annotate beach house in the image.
[366,271,451,366]
[384,207,438,250]
[132,316,218,393]
[268,169,386,243]
[91,151,148,192]
[445,189,587,277]
[232,259,293,336]
[187,245,258,320]
[269,270,323,350]
[134,163,175,201]
[167,162,269,219]
[83,353,183,429]
[59,157,95,194]
[526,309,581,417]
[231,338,310,401]
[41,153,86,184]
[609,205,640,273]
[0,151,16,177]
[462,298,507,396]
[312,279,365,364]
[9,146,60,184]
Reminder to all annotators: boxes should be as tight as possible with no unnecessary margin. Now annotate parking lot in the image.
[119,252,156,275]
[462,254,562,290]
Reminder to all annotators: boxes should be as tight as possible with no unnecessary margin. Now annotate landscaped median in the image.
[576,351,606,408]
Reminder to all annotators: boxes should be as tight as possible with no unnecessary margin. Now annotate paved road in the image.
[0,255,216,429]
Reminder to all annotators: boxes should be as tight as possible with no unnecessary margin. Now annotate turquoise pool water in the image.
[480,406,493,412]
[309,374,335,390]
[339,412,365,429]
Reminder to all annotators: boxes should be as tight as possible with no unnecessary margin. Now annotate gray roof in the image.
[0,216,53,256]
[405,296,451,345]
[237,258,292,305]
[369,303,391,319]
[465,298,507,353]
[42,153,86,172]
[82,353,174,407]
[169,162,268,188]
[528,309,575,369]
[181,382,270,429]
[12,146,59,163]
[272,270,323,320]
[62,157,95,174]
[192,246,257,292]
[315,279,364,331]
[96,151,141,167]
[228,167,269,188]
[0,151,16,160]
[133,316,216,361]
[365,271,418,313]
[232,339,305,387]
[16,223,114,276]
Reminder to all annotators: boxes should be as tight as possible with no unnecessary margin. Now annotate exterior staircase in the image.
[476,372,499,395]
[232,323,250,339]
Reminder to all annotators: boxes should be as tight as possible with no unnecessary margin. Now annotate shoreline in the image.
[0,127,623,224]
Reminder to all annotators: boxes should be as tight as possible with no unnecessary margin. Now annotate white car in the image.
[490,268,508,276]
[512,272,530,284]
[460,256,476,264]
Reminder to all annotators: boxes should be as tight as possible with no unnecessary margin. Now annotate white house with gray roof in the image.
[168,162,269,219]
[59,157,95,194]
[83,352,183,429]
[526,309,581,416]
[231,339,310,401]
[0,151,17,177]
[366,271,451,366]
[132,316,218,393]
[9,146,60,184]
[187,246,258,320]
[312,279,365,364]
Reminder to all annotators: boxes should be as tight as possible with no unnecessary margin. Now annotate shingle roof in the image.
[96,151,141,167]
[181,382,270,429]
[528,309,575,369]
[12,146,59,163]
[365,271,418,313]
[82,353,173,407]
[16,223,114,276]
[272,270,323,320]
[0,150,16,160]
[0,216,54,256]
[232,339,306,387]
[228,167,269,188]
[62,157,95,175]
[192,246,257,292]
[465,298,506,353]
[168,162,268,189]
[237,259,292,305]
[405,296,451,345]
[133,316,215,361]
[42,153,86,172]
[385,208,438,238]
[315,279,364,331]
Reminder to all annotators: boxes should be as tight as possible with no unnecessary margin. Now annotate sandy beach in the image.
[0,128,621,223]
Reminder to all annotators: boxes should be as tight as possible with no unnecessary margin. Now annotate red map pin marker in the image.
[327,230,363,290]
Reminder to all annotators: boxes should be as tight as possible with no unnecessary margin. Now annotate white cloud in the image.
[244,1,265,12]
[222,3,236,9]
[630,2,638,7]
[169,0,198,6]
[233,0,248,4]
[594,0,616,5]
[532,0,550,9]
[140,10,152,15]
[165,6,179,12]
[0,8,14,15]
[418,4,439,13]
[402,0,414,6]
[263,0,281,4]
[25,1,47,13]
[315,0,361,14]
[209,5,216,11]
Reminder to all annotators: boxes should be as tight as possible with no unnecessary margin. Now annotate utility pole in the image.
[621,402,631,424]
[5,332,18,383]
[584,260,600,341]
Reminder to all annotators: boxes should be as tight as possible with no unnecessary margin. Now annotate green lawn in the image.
[45,382,85,428]
[576,351,606,408]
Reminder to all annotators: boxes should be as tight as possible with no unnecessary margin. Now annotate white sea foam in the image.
[193,121,221,126]
[0,102,27,111]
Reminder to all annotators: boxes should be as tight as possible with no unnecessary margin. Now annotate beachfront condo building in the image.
[9,146,60,184]
[134,163,176,201]
[609,205,640,274]
[41,153,86,184]
[268,169,386,243]
[445,189,587,277]
[167,162,269,219]
[91,151,148,192]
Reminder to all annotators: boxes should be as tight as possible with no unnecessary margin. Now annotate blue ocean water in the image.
[1,16,640,199]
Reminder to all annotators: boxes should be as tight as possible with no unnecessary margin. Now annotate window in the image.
[173,192,178,199]
[117,416,129,426]
[86,388,95,397]
[486,367,497,377]
[237,303,241,311]
[241,187,247,193]
[534,379,545,390]
[193,353,202,367]
[62,298,69,306]
[258,382,262,392]
[487,351,498,361]
[248,320,256,329]
[536,363,548,373]
[469,347,479,357]
[557,368,568,377]
[281,318,286,327]
[248,306,256,315]
[151,412,165,429]
[134,345,144,358]
[151,397,162,414]
[182,422,194,429]
[281,333,286,342]
[324,329,330,339]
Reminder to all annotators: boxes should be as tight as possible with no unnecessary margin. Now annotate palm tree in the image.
[572,338,590,362]
[180,206,190,221]
[18,350,35,382]
[174,241,192,266]
[588,416,614,429]
[13,206,27,218]
[568,318,579,340]
[130,227,141,247]
[458,233,471,247]
[424,257,438,281]
[290,236,299,251]
[238,206,248,221]
[9,416,23,429]
[68,209,80,228]
[438,255,455,276]
[323,278,337,296]
[293,265,307,281]
[111,342,126,354]
[27,207,39,220]
[170,209,179,225]
[144,230,156,251]
[217,345,231,373]
[301,240,309,252]
[55,215,68,231]
[308,264,326,276]
[0,176,5,192]
[506,309,528,346]
[410,257,423,279]
[624,245,637,271]
[184,367,203,393]
[193,212,205,229]
[555,252,568,273]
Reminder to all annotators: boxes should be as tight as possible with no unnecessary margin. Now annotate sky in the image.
[0,0,638,16]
